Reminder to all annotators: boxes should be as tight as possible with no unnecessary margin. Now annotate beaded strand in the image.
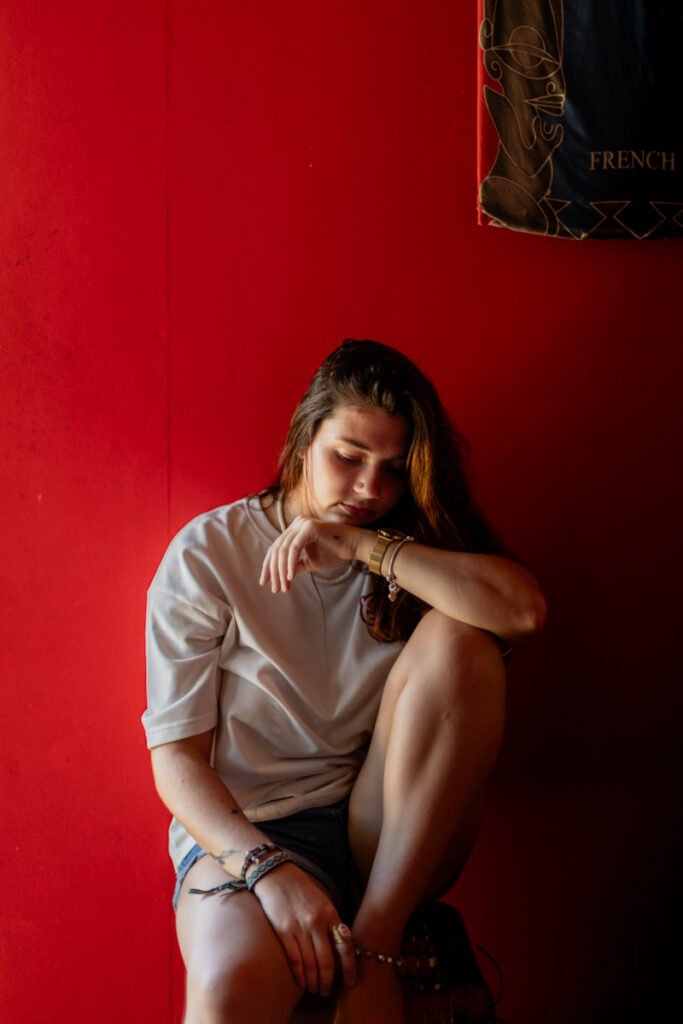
[353,945,406,971]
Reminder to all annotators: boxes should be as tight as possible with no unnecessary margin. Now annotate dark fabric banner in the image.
[477,1,683,238]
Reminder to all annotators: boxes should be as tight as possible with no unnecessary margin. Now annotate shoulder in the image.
[168,496,264,549]
[149,496,276,598]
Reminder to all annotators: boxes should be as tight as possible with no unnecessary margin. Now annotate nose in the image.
[354,465,382,499]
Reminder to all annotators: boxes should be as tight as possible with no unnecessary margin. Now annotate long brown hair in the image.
[272,339,503,642]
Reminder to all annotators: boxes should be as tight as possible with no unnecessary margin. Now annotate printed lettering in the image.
[588,150,677,172]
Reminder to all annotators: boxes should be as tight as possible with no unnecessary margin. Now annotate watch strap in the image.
[368,529,405,575]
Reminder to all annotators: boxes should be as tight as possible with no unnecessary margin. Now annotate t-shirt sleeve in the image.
[142,524,235,749]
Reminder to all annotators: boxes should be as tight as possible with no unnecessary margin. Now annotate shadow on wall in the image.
[457,314,682,1022]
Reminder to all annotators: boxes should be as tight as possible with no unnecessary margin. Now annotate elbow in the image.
[150,740,189,799]
[517,590,547,637]
[150,744,173,799]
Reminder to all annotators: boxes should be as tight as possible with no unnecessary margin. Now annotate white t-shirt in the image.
[143,496,403,870]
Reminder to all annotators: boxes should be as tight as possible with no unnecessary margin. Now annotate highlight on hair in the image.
[271,339,503,643]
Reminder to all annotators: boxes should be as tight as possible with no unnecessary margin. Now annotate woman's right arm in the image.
[146,520,355,993]
[150,730,271,877]
[150,731,357,995]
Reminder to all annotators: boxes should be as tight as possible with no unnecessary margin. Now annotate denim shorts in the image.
[173,795,361,920]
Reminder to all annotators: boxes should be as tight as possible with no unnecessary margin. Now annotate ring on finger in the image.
[330,922,352,945]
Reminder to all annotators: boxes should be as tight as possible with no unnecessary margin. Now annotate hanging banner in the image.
[477,1,683,239]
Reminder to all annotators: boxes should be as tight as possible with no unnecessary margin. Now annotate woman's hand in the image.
[252,861,357,995]
[259,511,546,641]
[260,516,361,593]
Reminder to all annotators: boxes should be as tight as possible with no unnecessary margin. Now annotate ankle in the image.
[352,925,403,956]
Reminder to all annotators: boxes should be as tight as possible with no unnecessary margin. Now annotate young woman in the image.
[143,339,546,1024]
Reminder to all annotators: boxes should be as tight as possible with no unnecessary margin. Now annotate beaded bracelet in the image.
[384,535,414,602]
[354,943,441,984]
[240,842,279,880]
[354,945,406,972]
[244,850,292,891]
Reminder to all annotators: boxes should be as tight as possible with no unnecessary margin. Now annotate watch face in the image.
[378,529,404,541]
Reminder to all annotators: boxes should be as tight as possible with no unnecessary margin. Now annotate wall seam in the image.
[165,0,172,541]
[164,2,174,1022]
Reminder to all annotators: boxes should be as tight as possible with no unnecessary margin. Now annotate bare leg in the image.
[176,855,303,1024]
[335,611,506,1024]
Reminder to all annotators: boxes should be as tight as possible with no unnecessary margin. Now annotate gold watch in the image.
[368,529,407,576]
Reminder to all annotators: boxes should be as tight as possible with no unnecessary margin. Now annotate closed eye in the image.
[336,452,406,475]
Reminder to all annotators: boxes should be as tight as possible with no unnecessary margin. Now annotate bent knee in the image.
[187,957,291,1023]
[380,612,506,732]
[186,959,244,1020]
[403,610,504,678]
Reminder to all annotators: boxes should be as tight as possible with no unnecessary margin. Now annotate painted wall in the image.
[2,3,680,1022]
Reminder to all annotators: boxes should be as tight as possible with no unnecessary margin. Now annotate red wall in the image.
[2,4,680,1022]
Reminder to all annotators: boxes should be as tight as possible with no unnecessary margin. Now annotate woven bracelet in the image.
[189,878,247,897]
[245,850,292,892]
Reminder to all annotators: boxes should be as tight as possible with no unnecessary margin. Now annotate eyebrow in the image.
[337,436,407,461]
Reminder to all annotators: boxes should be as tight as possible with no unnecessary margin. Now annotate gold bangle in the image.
[368,529,407,576]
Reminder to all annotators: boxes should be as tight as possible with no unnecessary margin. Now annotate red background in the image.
[1,3,680,1022]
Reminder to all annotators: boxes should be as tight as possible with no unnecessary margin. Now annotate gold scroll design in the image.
[562,200,683,240]
[479,0,567,236]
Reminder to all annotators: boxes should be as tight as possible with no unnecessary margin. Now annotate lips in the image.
[339,503,374,520]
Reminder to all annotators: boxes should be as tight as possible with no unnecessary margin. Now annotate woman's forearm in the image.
[150,733,272,878]
[259,514,546,642]
[352,529,547,642]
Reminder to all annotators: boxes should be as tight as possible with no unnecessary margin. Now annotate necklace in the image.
[276,497,356,585]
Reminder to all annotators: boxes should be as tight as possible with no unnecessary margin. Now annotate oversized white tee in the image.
[143,496,403,870]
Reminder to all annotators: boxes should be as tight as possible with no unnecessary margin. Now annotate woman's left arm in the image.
[354,531,547,642]
[260,517,546,643]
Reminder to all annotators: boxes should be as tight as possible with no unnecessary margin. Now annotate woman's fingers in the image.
[260,519,314,593]
[287,529,306,583]
[272,920,334,996]
[281,519,314,588]
[279,933,307,990]
[260,516,355,592]
[253,864,351,995]
[312,935,336,997]
[330,922,357,988]
[300,919,356,996]
[259,537,293,592]
[259,545,275,588]
[299,931,324,994]
[277,533,291,592]
[281,925,339,997]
